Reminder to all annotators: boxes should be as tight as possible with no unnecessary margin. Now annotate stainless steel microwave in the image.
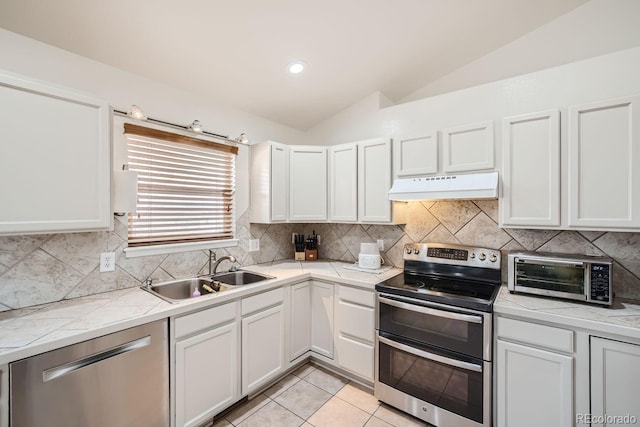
[507,252,613,306]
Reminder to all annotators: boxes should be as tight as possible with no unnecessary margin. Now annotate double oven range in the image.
[375,243,501,427]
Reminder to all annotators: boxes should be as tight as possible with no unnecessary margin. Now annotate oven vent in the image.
[387,171,499,201]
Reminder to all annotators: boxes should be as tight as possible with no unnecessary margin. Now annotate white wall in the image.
[402,0,640,103]
[306,45,640,146]
[0,28,306,216]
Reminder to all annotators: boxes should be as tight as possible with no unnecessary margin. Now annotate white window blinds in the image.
[124,124,238,247]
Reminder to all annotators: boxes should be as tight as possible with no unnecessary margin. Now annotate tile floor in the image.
[211,363,432,427]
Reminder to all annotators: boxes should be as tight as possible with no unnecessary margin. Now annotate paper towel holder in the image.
[113,164,138,215]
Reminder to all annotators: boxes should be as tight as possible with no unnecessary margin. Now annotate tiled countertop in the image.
[495,285,640,340]
[0,260,401,365]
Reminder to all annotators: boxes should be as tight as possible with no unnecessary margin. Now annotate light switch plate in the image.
[249,239,260,252]
[100,252,116,272]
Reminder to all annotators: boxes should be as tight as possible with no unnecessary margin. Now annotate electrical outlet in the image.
[377,239,384,251]
[249,239,260,252]
[100,252,116,272]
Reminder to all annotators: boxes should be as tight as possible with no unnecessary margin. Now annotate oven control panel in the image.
[404,243,501,269]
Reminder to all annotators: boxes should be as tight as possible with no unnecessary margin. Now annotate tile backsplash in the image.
[1,200,639,311]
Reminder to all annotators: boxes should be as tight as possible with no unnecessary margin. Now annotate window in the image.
[123,123,238,248]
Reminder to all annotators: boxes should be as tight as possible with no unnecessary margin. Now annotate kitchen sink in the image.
[142,270,274,303]
[211,270,274,286]
[143,277,229,303]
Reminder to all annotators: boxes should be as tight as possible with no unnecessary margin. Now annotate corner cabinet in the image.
[289,146,327,221]
[288,280,334,362]
[0,71,111,235]
[249,141,288,223]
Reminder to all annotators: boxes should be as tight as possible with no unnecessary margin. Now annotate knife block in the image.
[294,251,305,261]
[305,249,318,261]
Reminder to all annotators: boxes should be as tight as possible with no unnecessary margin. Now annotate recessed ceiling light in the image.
[288,61,305,74]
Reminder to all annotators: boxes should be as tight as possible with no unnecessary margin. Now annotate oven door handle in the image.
[378,335,482,373]
[377,295,483,324]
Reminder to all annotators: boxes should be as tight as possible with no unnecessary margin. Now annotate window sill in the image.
[123,239,239,258]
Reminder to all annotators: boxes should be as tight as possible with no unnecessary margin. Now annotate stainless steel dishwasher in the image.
[10,319,169,427]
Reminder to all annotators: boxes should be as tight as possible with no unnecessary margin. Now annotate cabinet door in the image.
[175,322,239,427]
[568,95,640,228]
[442,121,494,172]
[590,337,640,426]
[289,282,311,361]
[501,110,560,227]
[393,132,438,177]
[289,146,327,221]
[310,281,334,359]
[358,138,392,222]
[496,340,573,427]
[242,304,285,395]
[271,143,288,221]
[0,71,110,235]
[335,286,375,381]
[328,143,358,222]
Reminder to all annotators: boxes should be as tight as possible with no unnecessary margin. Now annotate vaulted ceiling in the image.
[0,0,587,130]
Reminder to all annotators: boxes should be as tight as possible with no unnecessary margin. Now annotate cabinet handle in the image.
[42,336,151,382]
[378,335,482,373]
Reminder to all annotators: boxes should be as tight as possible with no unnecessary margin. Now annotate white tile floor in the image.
[211,363,432,427]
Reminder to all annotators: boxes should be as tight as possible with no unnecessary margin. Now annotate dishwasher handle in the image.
[42,335,151,382]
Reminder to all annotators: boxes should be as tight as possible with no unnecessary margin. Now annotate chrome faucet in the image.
[210,254,237,275]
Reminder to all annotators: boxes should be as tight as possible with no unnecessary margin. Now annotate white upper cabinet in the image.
[250,141,288,223]
[442,121,494,173]
[393,132,438,177]
[501,110,560,227]
[328,143,358,222]
[568,95,640,229]
[289,146,327,221]
[0,71,111,235]
[357,138,395,223]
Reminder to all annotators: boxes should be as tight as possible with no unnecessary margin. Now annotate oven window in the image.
[378,339,484,423]
[378,298,484,360]
[516,262,584,295]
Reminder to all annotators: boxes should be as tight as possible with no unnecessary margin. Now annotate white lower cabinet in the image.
[495,316,574,427]
[174,303,239,427]
[310,281,334,359]
[590,337,640,426]
[289,282,312,361]
[241,288,285,395]
[288,280,334,362]
[334,285,376,382]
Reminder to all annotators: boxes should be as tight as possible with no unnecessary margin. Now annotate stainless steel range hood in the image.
[388,171,499,201]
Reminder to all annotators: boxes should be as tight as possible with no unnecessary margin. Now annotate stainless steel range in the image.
[375,242,501,427]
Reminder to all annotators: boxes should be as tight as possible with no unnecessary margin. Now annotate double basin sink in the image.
[143,270,274,303]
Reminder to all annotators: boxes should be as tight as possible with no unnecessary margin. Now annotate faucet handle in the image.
[143,278,156,288]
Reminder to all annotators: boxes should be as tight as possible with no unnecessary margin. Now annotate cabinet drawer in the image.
[175,302,237,339]
[337,334,374,382]
[242,288,284,316]
[337,300,375,343]
[496,317,574,353]
[338,286,375,308]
